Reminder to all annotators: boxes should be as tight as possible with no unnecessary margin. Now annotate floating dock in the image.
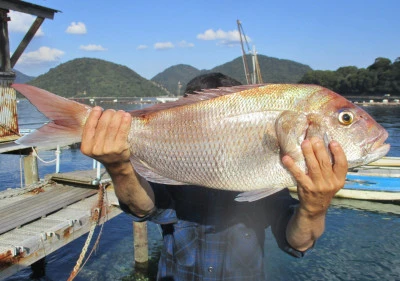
[0,169,122,280]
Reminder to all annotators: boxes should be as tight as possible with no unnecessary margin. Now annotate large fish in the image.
[12,84,390,201]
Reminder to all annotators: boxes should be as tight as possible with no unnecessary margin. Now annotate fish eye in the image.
[338,111,354,125]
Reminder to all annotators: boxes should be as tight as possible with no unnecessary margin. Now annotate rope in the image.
[67,182,108,281]
[32,147,58,164]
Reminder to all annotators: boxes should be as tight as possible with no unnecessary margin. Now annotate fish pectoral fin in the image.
[235,187,283,202]
[131,158,188,185]
[275,111,308,162]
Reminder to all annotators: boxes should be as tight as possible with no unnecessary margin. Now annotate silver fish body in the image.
[128,84,390,199]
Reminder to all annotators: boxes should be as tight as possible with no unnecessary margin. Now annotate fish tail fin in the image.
[12,84,92,147]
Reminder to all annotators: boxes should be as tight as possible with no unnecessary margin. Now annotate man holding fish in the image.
[13,72,389,280]
[80,74,348,280]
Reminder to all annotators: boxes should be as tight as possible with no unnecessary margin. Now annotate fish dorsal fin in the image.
[131,84,266,117]
[130,158,188,185]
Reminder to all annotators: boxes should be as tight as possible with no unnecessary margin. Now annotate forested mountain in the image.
[27,58,169,97]
[299,57,400,96]
[151,64,208,95]
[15,55,398,98]
[211,55,312,84]
[151,55,312,94]
[14,69,35,83]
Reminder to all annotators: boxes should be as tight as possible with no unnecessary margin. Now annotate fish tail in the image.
[12,84,92,147]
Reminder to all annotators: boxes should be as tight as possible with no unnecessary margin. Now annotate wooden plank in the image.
[0,185,97,235]
[0,187,95,226]
[48,169,111,185]
[0,141,32,154]
[0,188,122,280]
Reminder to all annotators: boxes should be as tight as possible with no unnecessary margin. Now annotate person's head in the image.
[184,73,242,96]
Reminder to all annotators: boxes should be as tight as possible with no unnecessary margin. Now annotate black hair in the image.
[184,73,242,96]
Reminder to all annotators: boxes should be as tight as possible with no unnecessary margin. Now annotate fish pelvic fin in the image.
[12,84,91,148]
[131,158,188,185]
[235,187,284,202]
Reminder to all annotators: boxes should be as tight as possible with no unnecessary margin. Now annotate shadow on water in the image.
[120,257,159,281]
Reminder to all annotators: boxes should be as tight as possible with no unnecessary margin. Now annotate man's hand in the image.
[80,106,155,216]
[282,137,348,216]
[283,137,348,251]
[81,106,132,172]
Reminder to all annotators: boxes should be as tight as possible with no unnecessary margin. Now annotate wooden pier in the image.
[0,169,123,280]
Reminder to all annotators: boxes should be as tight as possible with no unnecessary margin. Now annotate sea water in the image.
[1,101,400,281]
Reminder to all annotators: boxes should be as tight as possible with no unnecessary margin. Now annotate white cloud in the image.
[137,44,148,50]
[66,22,87,34]
[8,11,44,36]
[178,40,194,48]
[80,44,107,51]
[154,42,174,50]
[197,28,251,45]
[18,46,64,65]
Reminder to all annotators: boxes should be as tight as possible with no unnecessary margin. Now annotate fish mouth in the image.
[369,130,389,153]
[364,130,391,163]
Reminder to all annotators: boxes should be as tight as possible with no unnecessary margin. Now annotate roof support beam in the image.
[0,0,58,19]
[10,16,44,68]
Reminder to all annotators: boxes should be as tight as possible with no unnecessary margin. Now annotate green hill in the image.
[151,64,207,95]
[151,55,312,94]
[211,55,312,84]
[299,57,400,96]
[13,69,35,83]
[28,58,168,97]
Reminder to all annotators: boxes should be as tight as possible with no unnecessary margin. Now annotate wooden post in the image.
[0,9,11,72]
[133,221,149,269]
[24,149,39,185]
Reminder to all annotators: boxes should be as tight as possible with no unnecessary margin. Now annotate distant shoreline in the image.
[355,101,400,106]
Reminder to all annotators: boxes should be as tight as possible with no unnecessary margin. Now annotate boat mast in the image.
[236,20,263,84]
[237,20,251,84]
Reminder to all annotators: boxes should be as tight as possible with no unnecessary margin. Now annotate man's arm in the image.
[282,137,348,252]
[80,107,155,217]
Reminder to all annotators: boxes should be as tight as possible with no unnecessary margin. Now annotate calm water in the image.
[1,101,400,281]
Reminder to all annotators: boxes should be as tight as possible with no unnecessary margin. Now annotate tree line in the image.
[299,57,400,96]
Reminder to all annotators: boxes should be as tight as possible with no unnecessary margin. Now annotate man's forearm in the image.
[106,162,155,217]
[285,205,326,252]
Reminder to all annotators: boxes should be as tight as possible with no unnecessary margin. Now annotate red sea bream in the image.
[12,84,390,201]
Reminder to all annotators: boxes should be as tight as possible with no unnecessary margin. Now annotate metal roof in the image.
[0,0,60,19]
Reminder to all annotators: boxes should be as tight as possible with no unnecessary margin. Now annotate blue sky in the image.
[7,0,400,80]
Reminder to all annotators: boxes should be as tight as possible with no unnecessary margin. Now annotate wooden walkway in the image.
[0,169,122,280]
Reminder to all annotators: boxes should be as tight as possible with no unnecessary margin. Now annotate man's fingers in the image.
[104,110,124,145]
[92,109,115,152]
[301,139,322,179]
[310,138,332,171]
[81,107,103,154]
[330,141,348,182]
[282,155,310,188]
[117,112,132,143]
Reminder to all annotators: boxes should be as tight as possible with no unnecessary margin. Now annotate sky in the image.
[6,0,400,80]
